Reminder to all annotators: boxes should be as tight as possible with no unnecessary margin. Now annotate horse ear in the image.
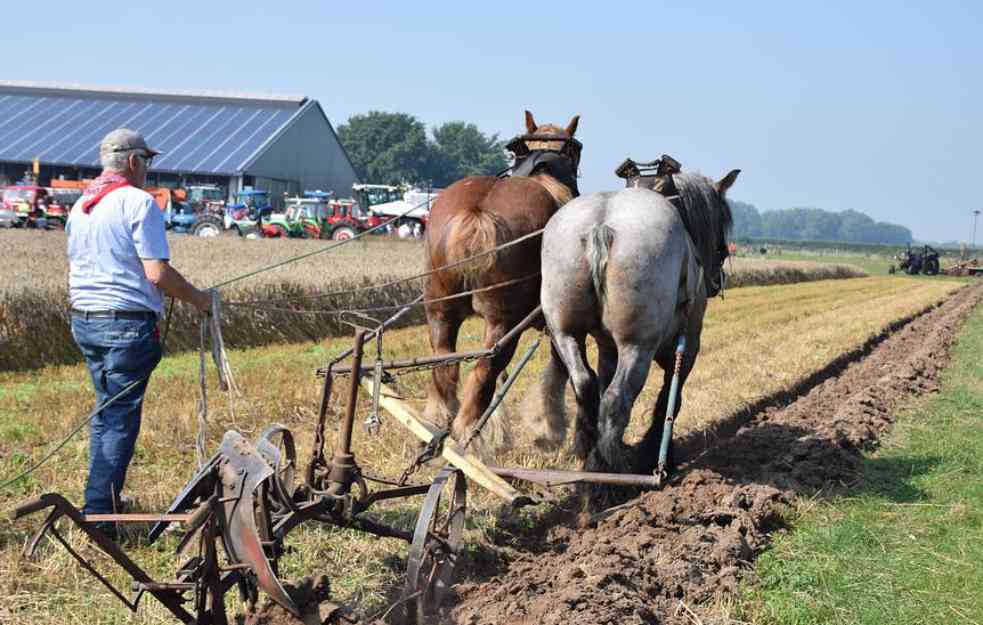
[717,169,741,194]
[525,110,538,133]
[565,115,580,136]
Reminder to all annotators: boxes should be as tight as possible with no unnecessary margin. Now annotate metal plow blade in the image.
[219,431,300,617]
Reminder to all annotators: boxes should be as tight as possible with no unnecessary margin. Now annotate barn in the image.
[0,81,358,204]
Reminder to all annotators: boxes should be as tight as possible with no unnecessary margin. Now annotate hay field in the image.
[0,275,963,625]
[0,230,863,372]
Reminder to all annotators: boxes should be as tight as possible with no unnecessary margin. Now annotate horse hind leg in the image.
[550,332,600,461]
[519,338,570,451]
[451,317,521,458]
[424,306,466,428]
[590,343,656,473]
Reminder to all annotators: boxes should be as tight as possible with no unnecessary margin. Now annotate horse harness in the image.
[616,155,728,298]
[503,133,582,196]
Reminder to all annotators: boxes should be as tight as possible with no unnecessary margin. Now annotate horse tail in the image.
[586,223,616,303]
[442,205,509,284]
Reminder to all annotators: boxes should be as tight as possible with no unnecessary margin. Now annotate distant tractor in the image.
[186,185,226,215]
[282,191,378,240]
[1,184,49,229]
[895,244,940,275]
[193,187,271,238]
[43,187,82,229]
[351,183,434,232]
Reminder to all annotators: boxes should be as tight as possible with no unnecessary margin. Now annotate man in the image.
[67,128,211,524]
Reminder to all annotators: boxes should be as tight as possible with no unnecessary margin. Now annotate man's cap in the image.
[99,128,161,157]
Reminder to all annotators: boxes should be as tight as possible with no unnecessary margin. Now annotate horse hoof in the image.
[573,435,595,461]
[532,435,562,452]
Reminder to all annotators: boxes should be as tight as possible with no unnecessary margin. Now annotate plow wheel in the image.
[404,467,467,624]
[257,425,300,514]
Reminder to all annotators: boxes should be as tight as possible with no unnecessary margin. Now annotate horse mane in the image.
[532,173,575,207]
[672,172,734,280]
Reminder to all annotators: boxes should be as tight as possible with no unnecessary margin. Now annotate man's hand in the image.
[192,288,213,314]
[142,259,212,313]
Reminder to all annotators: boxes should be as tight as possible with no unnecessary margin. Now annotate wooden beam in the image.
[362,378,530,506]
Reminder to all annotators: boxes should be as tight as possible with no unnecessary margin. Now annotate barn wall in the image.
[244,102,358,198]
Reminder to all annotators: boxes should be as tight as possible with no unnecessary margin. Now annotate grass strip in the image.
[748,305,983,625]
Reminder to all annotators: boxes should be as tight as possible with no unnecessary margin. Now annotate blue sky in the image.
[6,1,981,242]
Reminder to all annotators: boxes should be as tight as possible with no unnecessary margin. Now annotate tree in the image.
[336,113,507,188]
[428,122,507,186]
[336,112,430,185]
[729,200,763,239]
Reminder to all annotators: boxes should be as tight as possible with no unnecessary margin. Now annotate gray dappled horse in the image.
[524,170,739,474]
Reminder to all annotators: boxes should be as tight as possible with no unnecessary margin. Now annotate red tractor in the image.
[334,198,384,233]
[1,184,49,229]
[44,187,83,229]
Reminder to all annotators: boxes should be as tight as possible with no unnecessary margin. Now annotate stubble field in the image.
[0,269,964,624]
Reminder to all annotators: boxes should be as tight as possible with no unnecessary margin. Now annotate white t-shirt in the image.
[67,186,171,315]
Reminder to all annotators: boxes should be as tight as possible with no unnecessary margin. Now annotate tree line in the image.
[337,111,913,245]
[336,111,507,188]
[730,201,912,245]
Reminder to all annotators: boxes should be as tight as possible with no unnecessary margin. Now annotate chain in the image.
[357,466,430,489]
[398,430,450,486]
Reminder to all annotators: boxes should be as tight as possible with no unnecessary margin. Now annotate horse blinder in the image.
[507,134,583,169]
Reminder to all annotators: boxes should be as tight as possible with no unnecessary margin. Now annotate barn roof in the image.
[0,82,309,175]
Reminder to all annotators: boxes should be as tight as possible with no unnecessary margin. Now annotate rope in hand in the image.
[195,291,239,468]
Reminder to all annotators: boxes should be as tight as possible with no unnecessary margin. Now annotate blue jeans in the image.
[71,315,162,514]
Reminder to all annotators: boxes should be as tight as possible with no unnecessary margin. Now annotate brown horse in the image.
[423,110,582,452]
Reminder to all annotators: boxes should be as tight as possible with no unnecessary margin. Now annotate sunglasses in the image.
[112,147,154,168]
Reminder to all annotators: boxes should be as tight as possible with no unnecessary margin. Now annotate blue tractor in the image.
[165,200,199,234]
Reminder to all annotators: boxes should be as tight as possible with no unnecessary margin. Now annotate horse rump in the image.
[441,204,511,285]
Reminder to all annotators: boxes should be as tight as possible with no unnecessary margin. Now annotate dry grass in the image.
[0,275,963,624]
[0,230,862,372]
[0,230,426,371]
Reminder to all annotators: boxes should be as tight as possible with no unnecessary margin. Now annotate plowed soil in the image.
[448,282,983,625]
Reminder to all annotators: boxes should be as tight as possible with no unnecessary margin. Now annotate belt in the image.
[71,309,157,321]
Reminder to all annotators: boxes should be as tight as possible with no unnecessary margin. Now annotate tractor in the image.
[1,184,49,229]
[264,204,308,238]
[186,184,226,216]
[192,187,272,238]
[282,191,371,240]
[351,183,433,233]
[43,187,82,229]
[894,243,940,275]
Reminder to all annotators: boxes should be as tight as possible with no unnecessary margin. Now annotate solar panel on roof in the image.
[0,90,301,175]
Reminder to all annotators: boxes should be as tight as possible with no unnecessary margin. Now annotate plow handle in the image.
[9,494,61,520]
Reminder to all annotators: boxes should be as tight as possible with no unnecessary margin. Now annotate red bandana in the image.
[80,173,131,214]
